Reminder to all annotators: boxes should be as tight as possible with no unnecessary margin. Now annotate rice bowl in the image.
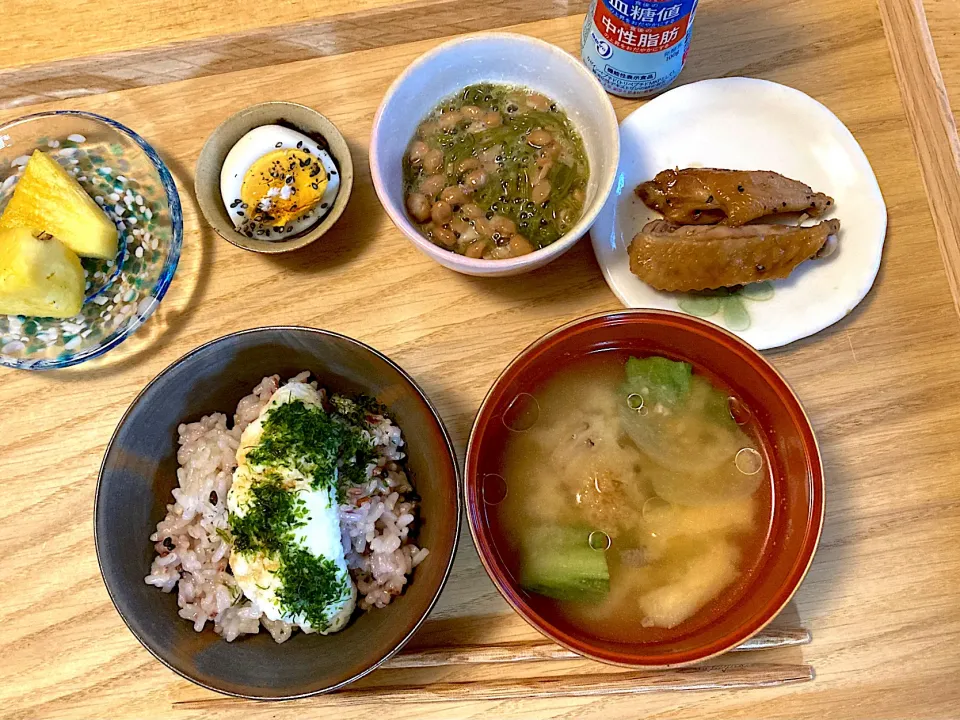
[95,326,461,698]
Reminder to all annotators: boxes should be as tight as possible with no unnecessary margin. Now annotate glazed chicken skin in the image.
[628,219,841,292]
[636,169,834,226]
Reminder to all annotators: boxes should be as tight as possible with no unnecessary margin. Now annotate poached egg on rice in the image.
[227,381,357,634]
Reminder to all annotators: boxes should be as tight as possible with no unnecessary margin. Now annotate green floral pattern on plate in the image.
[676,282,775,331]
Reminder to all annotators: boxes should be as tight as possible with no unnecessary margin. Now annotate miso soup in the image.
[491,352,774,643]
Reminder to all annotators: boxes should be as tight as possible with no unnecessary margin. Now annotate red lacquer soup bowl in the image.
[464,310,824,667]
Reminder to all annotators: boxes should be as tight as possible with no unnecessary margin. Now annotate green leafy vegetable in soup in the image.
[402,83,589,259]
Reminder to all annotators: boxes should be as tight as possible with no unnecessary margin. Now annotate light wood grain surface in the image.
[0,0,585,110]
[925,0,960,114]
[2,1,960,719]
[0,0,435,69]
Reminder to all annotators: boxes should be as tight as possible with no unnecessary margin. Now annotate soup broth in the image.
[402,83,589,259]
[491,352,774,643]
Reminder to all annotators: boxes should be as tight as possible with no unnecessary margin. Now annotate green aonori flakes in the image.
[245,398,377,495]
[227,473,349,632]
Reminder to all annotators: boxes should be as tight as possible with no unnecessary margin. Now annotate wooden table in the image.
[3,1,960,718]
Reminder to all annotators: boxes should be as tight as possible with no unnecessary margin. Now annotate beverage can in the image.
[581,0,699,99]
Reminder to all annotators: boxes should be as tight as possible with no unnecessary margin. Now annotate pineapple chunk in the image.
[0,227,85,318]
[0,150,118,260]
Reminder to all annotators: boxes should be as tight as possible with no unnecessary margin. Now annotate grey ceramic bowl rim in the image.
[93,325,463,699]
[195,102,354,255]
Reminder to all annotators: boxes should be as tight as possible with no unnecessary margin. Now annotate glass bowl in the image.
[0,111,183,370]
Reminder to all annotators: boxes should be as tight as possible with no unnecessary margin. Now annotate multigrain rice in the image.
[145,373,428,642]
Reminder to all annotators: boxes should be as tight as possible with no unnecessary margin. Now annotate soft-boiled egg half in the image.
[219,125,340,240]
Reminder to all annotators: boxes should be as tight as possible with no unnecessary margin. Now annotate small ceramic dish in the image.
[590,77,887,350]
[96,326,461,698]
[195,102,353,254]
[0,110,182,370]
[370,32,619,277]
[465,310,824,668]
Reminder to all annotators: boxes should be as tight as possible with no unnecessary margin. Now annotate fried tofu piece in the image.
[636,168,834,226]
[628,219,840,292]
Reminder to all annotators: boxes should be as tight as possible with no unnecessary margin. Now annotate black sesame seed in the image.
[706,195,714,203]
[296,140,303,149]
[782,201,787,207]
[285,176,294,184]
[209,491,218,504]
[275,141,282,148]
[237,210,244,216]
[826,200,832,206]
[162,537,174,550]
[737,184,745,193]
[756,264,766,272]
[241,203,248,209]
[321,202,328,209]
[229,199,241,209]
[311,182,319,190]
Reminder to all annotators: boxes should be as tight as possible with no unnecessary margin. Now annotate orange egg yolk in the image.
[239,149,328,226]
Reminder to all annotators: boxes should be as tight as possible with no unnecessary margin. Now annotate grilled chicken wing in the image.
[628,219,841,292]
[636,169,834,226]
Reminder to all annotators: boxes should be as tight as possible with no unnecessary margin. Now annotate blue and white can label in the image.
[581,0,699,98]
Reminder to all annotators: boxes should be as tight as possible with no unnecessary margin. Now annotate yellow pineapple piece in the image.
[0,226,85,318]
[0,150,118,260]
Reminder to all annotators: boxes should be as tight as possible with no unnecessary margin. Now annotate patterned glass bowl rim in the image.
[0,110,183,370]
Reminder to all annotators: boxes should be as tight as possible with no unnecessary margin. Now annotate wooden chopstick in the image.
[385,627,811,668]
[173,663,814,708]
[330,663,815,704]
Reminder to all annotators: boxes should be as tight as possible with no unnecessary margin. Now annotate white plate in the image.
[590,77,886,350]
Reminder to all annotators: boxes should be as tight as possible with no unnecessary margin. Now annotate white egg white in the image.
[219,124,341,239]
[227,381,356,634]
